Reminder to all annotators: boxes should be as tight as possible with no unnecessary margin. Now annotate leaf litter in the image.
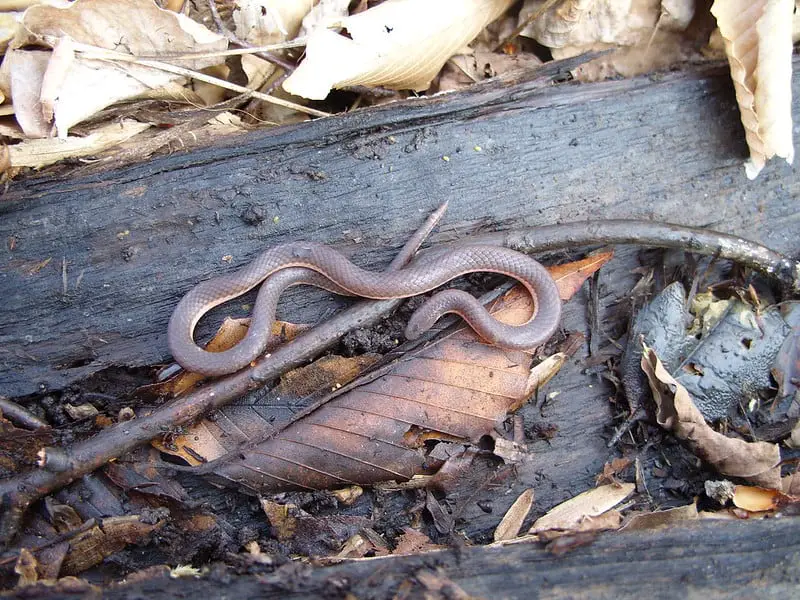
[0,0,794,177]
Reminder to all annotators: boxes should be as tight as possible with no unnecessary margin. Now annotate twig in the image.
[494,0,564,52]
[67,41,327,118]
[206,0,296,72]
[0,203,448,548]
[464,220,800,294]
[0,397,50,431]
[1,217,796,546]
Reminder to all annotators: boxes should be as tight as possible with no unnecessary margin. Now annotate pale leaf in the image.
[711,0,795,179]
[283,0,515,100]
[529,483,634,533]
[8,119,150,168]
[493,488,535,542]
[2,0,227,138]
[233,0,311,47]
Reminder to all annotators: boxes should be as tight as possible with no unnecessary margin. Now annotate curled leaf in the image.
[711,0,795,179]
[283,0,514,100]
[641,344,782,489]
[2,0,227,137]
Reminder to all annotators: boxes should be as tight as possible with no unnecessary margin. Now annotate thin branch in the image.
[68,42,327,118]
[206,0,297,72]
[494,0,565,52]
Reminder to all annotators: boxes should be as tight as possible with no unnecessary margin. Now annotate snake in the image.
[167,242,562,376]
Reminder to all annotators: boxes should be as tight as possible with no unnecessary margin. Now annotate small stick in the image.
[0,397,49,431]
[462,220,800,294]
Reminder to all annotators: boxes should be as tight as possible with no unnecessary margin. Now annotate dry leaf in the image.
[7,119,150,169]
[1,0,227,138]
[641,344,782,488]
[711,0,795,179]
[60,515,167,576]
[731,484,800,512]
[623,501,698,530]
[259,499,297,541]
[393,527,446,555]
[14,548,38,587]
[520,0,699,81]
[233,0,310,46]
[493,488,535,542]
[299,0,351,37]
[283,0,515,99]
[529,483,634,534]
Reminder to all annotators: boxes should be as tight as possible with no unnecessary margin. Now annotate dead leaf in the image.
[14,548,38,587]
[641,344,782,489]
[623,501,698,530]
[233,0,309,46]
[711,0,795,179]
[60,515,167,576]
[732,484,800,512]
[529,483,634,534]
[393,527,446,555]
[283,0,515,99]
[493,488,535,541]
[2,0,227,137]
[259,499,297,541]
[596,457,632,486]
[8,119,151,169]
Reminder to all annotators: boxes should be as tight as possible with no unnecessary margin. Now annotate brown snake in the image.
[167,242,562,376]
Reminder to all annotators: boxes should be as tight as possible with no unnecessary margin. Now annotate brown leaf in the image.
[641,344,782,489]
[259,499,297,542]
[732,484,800,512]
[14,548,38,587]
[393,528,446,555]
[60,515,167,576]
[623,502,699,531]
[548,250,613,301]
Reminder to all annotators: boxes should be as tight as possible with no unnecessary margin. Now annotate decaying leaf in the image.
[711,0,795,179]
[60,515,167,576]
[283,0,515,99]
[233,0,309,46]
[493,488,535,541]
[641,344,782,489]
[7,119,150,170]
[519,0,698,80]
[392,527,446,555]
[1,0,227,138]
[529,483,634,534]
[14,548,38,587]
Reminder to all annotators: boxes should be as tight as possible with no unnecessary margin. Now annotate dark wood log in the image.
[2,58,798,398]
[6,518,800,599]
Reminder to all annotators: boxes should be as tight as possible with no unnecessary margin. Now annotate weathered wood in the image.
[1,58,798,398]
[7,518,800,599]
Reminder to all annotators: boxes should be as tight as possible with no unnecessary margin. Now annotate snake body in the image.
[168,242,562,376]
